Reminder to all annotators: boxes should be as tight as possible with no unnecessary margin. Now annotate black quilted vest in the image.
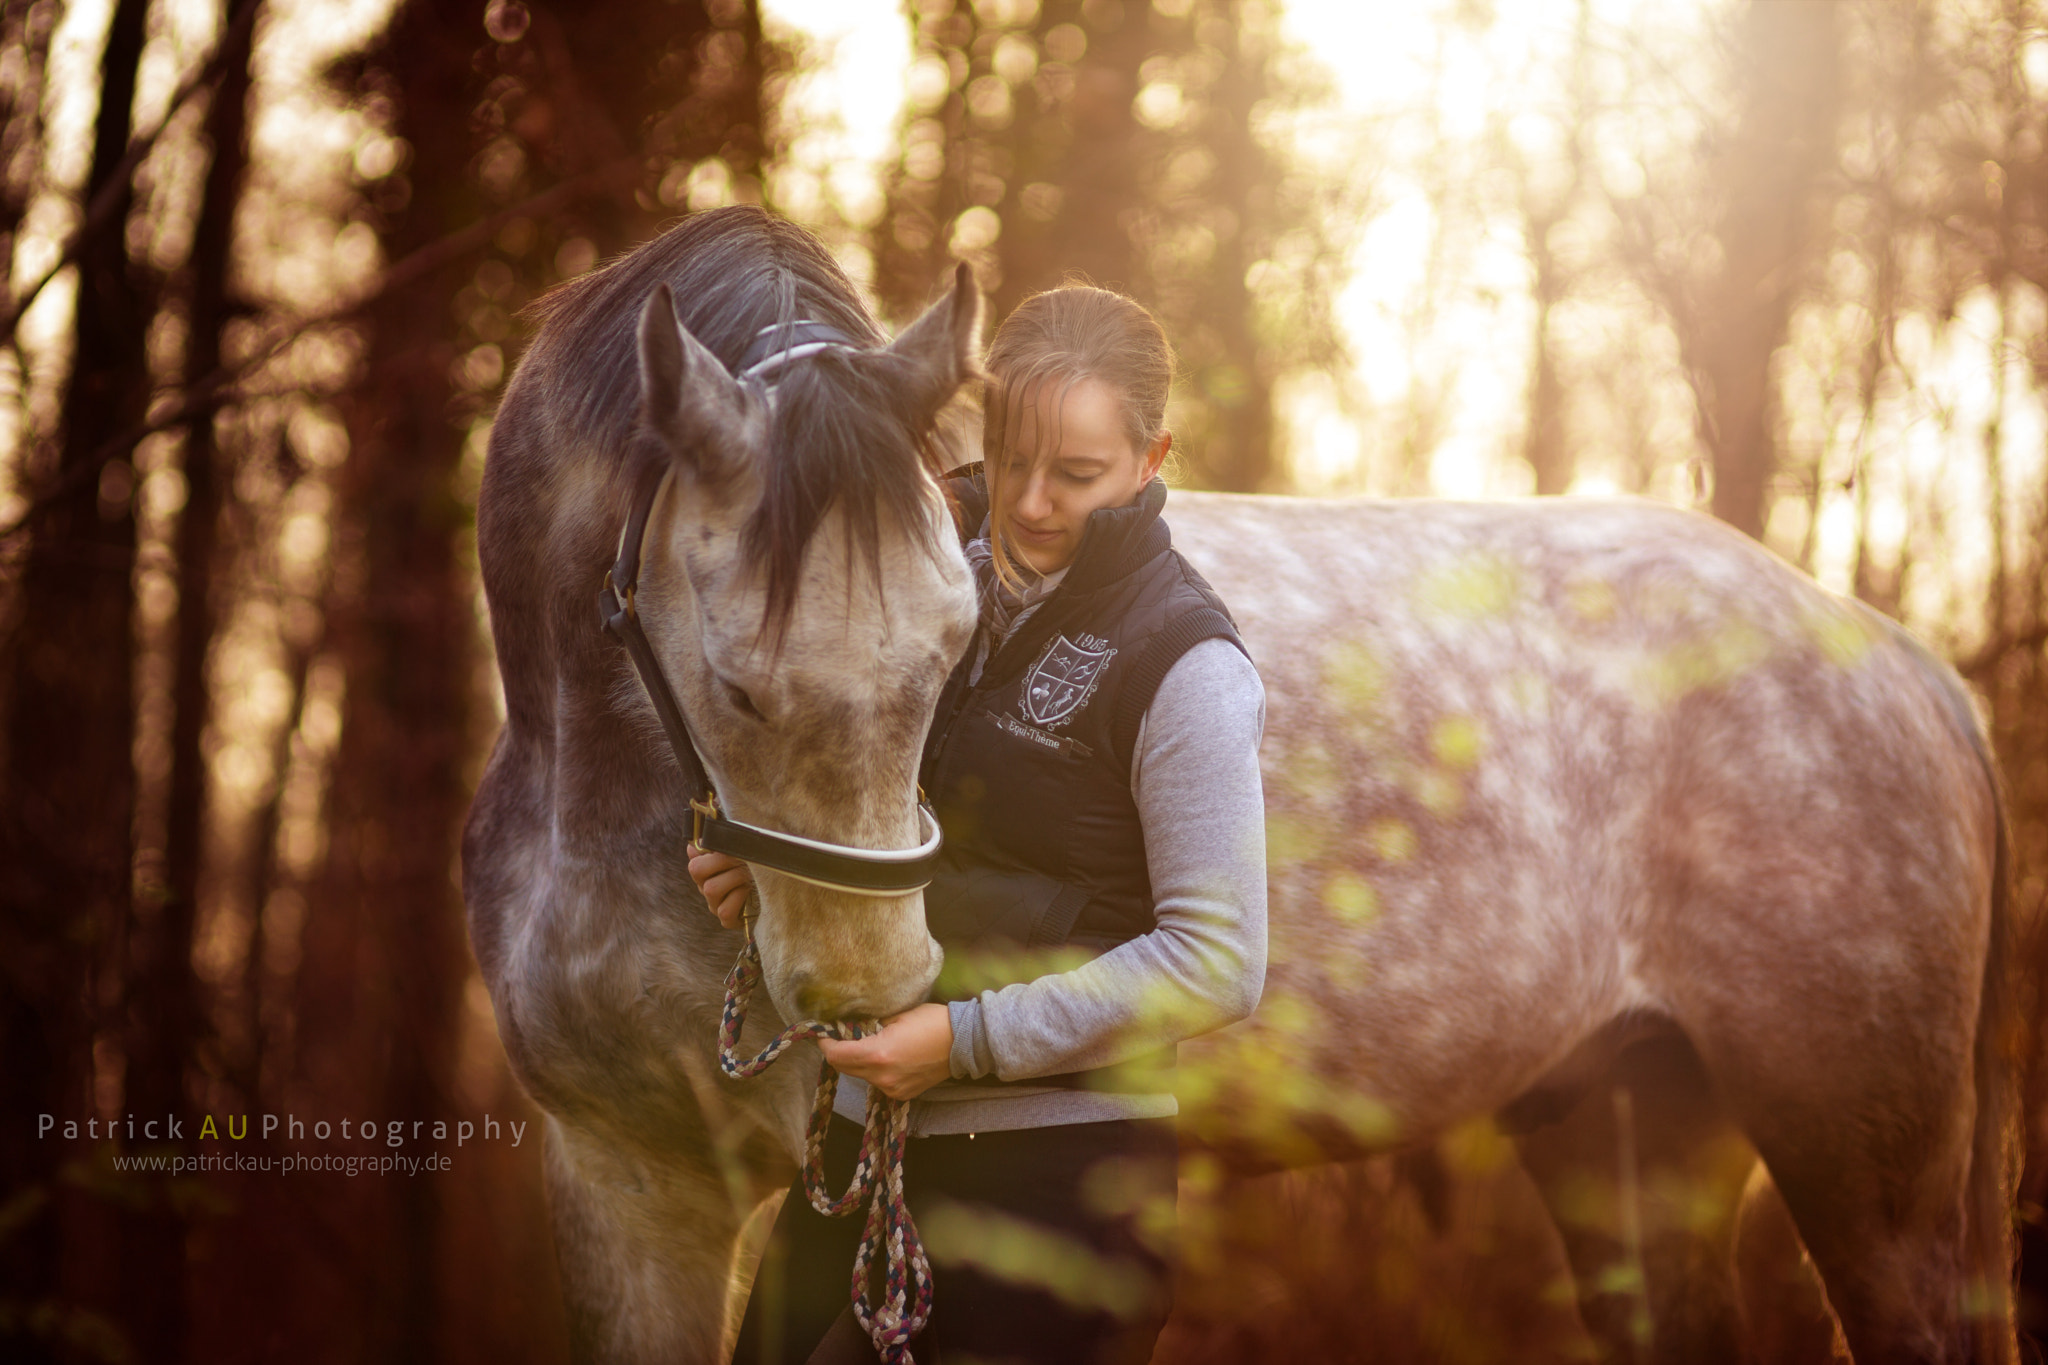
[920,470,1246,1092]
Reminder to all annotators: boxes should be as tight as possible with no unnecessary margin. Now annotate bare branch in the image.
[347,153,640,306]
[0,153,645,544]
[1957,623,2048,680]
[0,0,260,344]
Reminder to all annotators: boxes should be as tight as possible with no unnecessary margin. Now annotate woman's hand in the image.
[816,1003,954,1101]
[686,844,752,929]
[686,847,952,1097]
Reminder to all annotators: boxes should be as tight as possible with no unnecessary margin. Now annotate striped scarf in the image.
[963,534,1035,638]
[963,528,1067,684]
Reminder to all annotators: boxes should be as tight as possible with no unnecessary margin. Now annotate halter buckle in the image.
[690,792,720,847]
[602,569,636,616]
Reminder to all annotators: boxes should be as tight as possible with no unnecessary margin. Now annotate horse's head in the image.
[632,268,981,1024]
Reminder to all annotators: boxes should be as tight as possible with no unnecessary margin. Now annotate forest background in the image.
[1,0,2046,1361]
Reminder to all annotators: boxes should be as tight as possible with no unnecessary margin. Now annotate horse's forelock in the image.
[745,351,953,648]
[525,206,948,645]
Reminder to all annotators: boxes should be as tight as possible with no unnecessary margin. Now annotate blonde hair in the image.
[980,286,1174,586]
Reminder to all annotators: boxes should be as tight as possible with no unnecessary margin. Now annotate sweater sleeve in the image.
[946,637,1268,1082]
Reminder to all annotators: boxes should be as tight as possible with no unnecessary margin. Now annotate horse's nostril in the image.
[790,974,844,1022]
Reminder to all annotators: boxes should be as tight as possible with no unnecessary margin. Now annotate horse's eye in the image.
[724,682,764,722]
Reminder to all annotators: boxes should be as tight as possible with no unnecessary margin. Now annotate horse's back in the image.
[1167,492,1997,1152]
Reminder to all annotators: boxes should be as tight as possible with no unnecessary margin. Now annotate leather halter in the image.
[597,324,943,897]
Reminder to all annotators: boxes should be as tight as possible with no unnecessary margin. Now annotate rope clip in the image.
[690,791,720,848]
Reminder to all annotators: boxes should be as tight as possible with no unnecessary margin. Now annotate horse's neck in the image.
[481,423,704,861]
[549,575,700,849]
[479,589,736,1015]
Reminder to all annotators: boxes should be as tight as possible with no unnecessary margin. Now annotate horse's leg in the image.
[1730,1164,1844,1364]
[1712,1041,1984,1365]
[1513,1031,1757,1365]
[1670,867,2004,1362]
[544,1115,791,1364]
[1644,637,2015,1365]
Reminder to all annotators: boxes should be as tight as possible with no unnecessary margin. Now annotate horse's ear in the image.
[886,262,985,427]
[637,283,752,481]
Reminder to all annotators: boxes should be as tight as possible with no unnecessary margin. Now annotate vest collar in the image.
[943,464,1171,597]
[1063,477,1169,595]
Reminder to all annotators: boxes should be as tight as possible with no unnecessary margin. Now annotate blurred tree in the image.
[871,0,1347,492]
[0,1,53,381]
[0,0,155,1360]
[1909,1,2048,1342]
[308,15,491,1357]
[1617,0,1841,540]
[158,0,259,1130]
[122,7,263,1365]
[1507,0,1591,497]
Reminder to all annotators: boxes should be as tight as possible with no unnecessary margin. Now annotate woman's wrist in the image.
[816,1002,954,1101]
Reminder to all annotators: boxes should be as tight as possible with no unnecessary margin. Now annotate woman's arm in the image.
[686,638,1267,1095]
[947,637,1268,1082]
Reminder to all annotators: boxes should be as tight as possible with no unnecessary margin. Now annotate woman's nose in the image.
[1016,472,1051,521]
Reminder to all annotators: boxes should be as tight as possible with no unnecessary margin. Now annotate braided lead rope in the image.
[717,928,934,1363]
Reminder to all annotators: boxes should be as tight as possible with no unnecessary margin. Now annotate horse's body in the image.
[1168,492,2013,1364]
[465,213,2014,1364]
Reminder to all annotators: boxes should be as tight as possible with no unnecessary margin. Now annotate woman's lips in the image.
[1010,521,1063,544]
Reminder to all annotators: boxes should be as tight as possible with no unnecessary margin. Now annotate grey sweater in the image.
[834,634,1268,1135]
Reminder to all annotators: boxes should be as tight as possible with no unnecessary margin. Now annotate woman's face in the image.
[998,376,1168,576]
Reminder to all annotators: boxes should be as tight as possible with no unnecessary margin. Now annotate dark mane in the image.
[525,206,949,639]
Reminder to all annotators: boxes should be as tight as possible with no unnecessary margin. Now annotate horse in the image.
[465,205,978,1361]
[464,206,2017,1364]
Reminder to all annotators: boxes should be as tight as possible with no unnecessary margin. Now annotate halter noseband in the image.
[598,321,943,897]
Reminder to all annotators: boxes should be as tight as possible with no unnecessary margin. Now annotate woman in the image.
[700,285,1267,1365]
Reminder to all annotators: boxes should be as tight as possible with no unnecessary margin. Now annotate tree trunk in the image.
[1191,7,1274,493]
[1688,0,1840,539]
[125,5,259,1357]
[0,0,154,1359]
[873,2,1305,490]
[302,9,486,1355]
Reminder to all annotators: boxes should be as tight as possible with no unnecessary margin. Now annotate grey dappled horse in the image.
[464,207,2016,1364]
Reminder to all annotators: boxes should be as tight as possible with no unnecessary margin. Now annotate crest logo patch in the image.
[1020,633,1116,728]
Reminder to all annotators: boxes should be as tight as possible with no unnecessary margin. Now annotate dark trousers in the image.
[733,1114,1178,1365]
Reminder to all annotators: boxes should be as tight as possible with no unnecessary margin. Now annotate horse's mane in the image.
[524,206,950,639]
